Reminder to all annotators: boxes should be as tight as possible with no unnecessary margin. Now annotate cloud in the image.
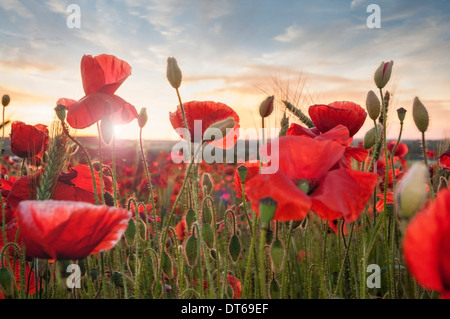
[0,0,33,18]
[274,24,303,43]
[350,0,365,9]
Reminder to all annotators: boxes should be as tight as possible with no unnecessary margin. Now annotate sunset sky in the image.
[1,0,449,142]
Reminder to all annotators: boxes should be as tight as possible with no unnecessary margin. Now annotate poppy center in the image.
[297,179,310,194]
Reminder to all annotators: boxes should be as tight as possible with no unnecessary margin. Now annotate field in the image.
[1,56,450,304]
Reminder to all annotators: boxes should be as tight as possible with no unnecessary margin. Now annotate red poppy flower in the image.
[308,101,367,137]
[169,101,240,149]
[16,200,130,260]
[6,165,111,212]
[57,54,138,129]
[403,189,450,298]
[9,121,49,159]
[426,149,436,159]
[246,136,378,222]
[376,192,394,212]
[174,219,187,241]
[439,149,450,171]
[227,275,241,299]
[387,141,408,166]
[287,124,368,169]
[233,161,262,198]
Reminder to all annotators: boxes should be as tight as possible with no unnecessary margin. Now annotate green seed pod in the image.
[184,235,198,267]
[412,97,429,133]
[162,251,173,279]
[125,218,136,245]
[0,266,14,297]
[237,165,248,182]
[259,197,277,227]
[397,107,407,123]
[202,223,215,249]
[186,209,196,230]
[54,104,67,122]
[202,206,212,225]
[269,278,281,299]
[2,94,10,107]
[228,234,241,263]
[270,238,285,272]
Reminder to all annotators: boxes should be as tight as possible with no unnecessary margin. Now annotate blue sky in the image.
[1,0,449,141]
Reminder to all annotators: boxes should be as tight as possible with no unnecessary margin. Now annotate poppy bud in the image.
[138,107,148,128]
[228,234,241,263]
[125,218,136,245]
[203,117,236,142]
[270,238,285,272]
[166,57,182,89]
[2,94,10,107]
[202,206,212,224]
[185,234,198,267]
[237,165,248,182]
[202,173,213,194]
[412,97,429,133]
[363,124,381,149]
[259,197,277,227]
[54,104,67,122]
[395,162,428,218]
[366,90,380,121]
[259,95,274,118]
[185,208,196,230]
[397,107,407,123]
[202,223,215,249]
[100,117,114,146]
[374,61,393,89]
[162,251,173,279]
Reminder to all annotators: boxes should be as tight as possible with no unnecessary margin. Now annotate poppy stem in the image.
[139,127,157,242]
[96,122,106,205]
[156,143,204,296]
[421,132,435,200]
[61,123,99,205]
[334,222,354,296]
[258,227,268,299]
[379,88,394,299]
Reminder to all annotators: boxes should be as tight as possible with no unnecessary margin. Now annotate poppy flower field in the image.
[0,55,449,300]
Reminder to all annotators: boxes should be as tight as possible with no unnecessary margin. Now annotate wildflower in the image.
[58,54,138,129]
[16,200,130,260]
[308,101,367,137]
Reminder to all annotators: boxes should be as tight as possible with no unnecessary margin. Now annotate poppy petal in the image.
[169,101,240,149]
[246,171,311,221]
[81,54,131,95]
[308,102,367,137]
[17,200,131,260]
[311,169,378,222]
[286,123,320,138]
[264,136,345,181]
[66,93,138,129]
[403,189,450,293]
